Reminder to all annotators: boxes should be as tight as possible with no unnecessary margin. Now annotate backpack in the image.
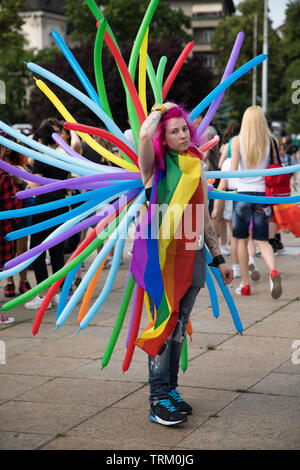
[265,139,291,197]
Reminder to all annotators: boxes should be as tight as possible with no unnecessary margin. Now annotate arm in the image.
[230,136,240,171]
[201,171,233,285]
[218,143,228,168]
[139,102,177,187]
[70,130,82,154]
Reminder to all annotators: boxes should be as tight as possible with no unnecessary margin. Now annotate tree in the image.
[279,0,300,132]
[0,0,30,123]
[212,0,285,123]
[64,0,191,45]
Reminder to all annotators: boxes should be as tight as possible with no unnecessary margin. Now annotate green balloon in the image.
[181,336,188,372]
[146,54,162,104]
[94,19,113,120]
[156,56,167,92]
[101,273,136,368]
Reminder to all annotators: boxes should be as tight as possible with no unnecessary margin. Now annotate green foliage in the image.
[280,1,300,132]
[212,0,285,122]
[0,0,30,122]
[64,0,191,45]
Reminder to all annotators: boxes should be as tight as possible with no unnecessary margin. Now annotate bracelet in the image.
[151,104,166,115]
[208,255,226,268]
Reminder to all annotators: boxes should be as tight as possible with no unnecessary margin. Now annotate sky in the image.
[233,0,289,29]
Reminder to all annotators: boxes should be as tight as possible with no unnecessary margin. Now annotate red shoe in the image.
[270,270,282,299]
[235,283,251,296]
[19,280,32,294]
[4,283,15,298]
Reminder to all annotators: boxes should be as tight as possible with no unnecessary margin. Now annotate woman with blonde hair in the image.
[230,106,282,298]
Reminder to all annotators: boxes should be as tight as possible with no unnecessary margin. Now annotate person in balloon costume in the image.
[1,0,300,426]
[136,101,233,425]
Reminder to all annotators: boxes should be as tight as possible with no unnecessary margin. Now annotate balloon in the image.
[126,0,160,146]
[1,197,132,312]
[126,283,138,348]
[199,135,220,153]
[122,285,144,372]
[32,221,105,335]
[103,29,146,126]
[146,54,162,104]
[6,198,98,241]
[101,272,136,369]
[77,191,146,331]
[4,185,141,268]
[156,56,167,92]
[196,32,244,137]
[206,163,300,179]
[162,41,194,100]
[26,62,137,155]
[181,337,188,372]
[64,122,139,168]
[15,171,141,200]
[205,266,220,319]
[189,54,268,121]
[208,190,300,205]
[51,133,88,162]
[0,133,94,177]
[51,28,102,108]
[94,19,113,121]
[77,255,108,324]
[33,77,138,172]
[205,248,243,334]
[0,119,104,174]
[139,27,149,115]
[0,157,58,185]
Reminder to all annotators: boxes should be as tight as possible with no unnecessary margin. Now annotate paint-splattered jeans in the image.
[148,286,200,403]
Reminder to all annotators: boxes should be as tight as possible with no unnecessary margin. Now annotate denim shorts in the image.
[232,192,271,241]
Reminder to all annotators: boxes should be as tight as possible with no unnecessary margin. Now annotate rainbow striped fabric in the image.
[130,147,204,357]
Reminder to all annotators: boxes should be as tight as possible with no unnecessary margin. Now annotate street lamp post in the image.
[262,0,268,114]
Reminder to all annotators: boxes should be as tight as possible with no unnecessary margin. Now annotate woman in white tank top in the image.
[230,106,282,299]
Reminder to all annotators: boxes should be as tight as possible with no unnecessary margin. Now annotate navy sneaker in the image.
[149,398,187,426]
[168,389,193,415]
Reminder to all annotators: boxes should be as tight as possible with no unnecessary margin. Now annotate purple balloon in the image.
[0,159,58,185]
[5,189,140,269]
[52,132,90,162]
[16,172,142,199]
[196,32,244,138]
[126,283,138,348]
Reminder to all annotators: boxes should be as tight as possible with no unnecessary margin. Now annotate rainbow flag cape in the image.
[130,147,204,357]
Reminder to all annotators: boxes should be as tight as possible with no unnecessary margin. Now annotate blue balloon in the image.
[206,164,300,179]
[0,180,142,220]
[208,190,300,205]
[51,29,102,109]
[205,266,220,319]
[189,54,267,121]
[55,191,145,331]
[205,248,243,334]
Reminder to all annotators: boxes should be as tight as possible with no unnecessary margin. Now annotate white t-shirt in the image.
[221,158,236,191]
[236,139,270,193]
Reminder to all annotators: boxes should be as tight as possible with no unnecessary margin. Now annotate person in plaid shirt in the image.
[0,140,19,324]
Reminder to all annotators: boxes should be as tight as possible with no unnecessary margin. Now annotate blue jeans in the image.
[232,192,271,241]
[148,286,200,403]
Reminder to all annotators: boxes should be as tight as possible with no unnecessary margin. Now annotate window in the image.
[192,3,223,19]
[203,54,215,68]
[194,28,214,45]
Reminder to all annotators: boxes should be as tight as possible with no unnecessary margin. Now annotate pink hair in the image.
[152,105,198,170]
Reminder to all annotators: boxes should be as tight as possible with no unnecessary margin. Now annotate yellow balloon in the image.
[139,28,149,116]
[34,77,139,172]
